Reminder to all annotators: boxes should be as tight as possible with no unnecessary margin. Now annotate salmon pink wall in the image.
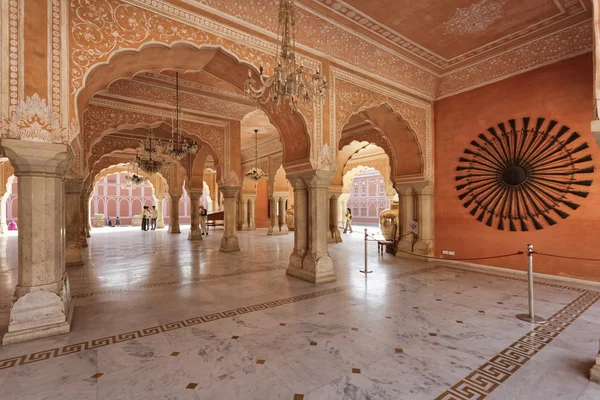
[434,53,600,282]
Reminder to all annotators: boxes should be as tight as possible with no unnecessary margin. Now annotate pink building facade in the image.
[347,168,390,225]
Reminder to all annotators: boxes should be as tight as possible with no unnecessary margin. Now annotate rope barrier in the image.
[532,251,600,262]
[393,247,525,261]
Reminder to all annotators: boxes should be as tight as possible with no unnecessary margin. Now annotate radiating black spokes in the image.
[456,118,594,231]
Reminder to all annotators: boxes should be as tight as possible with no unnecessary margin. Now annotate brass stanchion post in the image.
[360,228,372,274]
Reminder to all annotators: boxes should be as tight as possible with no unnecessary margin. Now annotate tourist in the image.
[141,206,150,231]
[116,216,121,227]
[150,206,158,230]
[343,208,353,233]
[8,220,17,231]
[107,218,112,227]
[200,205,208,235]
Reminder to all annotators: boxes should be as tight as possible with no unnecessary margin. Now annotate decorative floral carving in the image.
[312,143,336,171]
[1,94,77,144]
[444,0,506,36]
[106,79,255,120]
[221,170,240,186]
[437,22,593,98]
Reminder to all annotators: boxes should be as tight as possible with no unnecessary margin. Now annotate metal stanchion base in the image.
[516,314,547,324]
[359,270,373,274]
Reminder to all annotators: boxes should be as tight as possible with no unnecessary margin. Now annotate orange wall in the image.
[255,179,269,228]
[434,53,600,282]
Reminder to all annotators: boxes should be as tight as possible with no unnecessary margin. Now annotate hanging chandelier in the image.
[121,163,147,189]
[136,128,166,175]
[165,72,199,160]
[244,0,328,113]
[245,129,268,181]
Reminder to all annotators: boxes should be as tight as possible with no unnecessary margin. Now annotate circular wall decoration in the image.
[456,117,594,231]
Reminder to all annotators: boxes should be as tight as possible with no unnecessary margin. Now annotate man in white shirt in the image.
[200,205,208,235]
[150,206,158,230]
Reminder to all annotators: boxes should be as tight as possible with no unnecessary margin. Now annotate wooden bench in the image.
[207,210,224,229]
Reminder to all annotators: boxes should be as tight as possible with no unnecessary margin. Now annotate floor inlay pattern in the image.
[0,265,442,371]
[435,289,600,399]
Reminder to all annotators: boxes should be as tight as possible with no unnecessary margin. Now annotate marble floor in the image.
[0,225,598,400]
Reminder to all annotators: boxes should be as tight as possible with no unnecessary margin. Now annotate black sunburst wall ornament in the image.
[456,117,594,231]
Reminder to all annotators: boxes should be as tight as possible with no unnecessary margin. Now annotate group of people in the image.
[141,206,159,231]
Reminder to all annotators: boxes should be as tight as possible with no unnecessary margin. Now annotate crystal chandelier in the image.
[244,0,328,112]
[165,72,199,160]
[120,163,147,189]
[245,129,268,181]
[136,128,166,175]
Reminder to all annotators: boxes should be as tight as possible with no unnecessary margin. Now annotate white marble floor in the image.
[0,226,598,400]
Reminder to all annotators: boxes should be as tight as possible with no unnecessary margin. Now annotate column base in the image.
[591,356,600,383]
[413,240,433,256]
[168,225,181,234]
[267,226,274,235]
[157,220,165,229]
[0,223,7,234]
[220,235,240,252]
[66,245,84,267]
[3,283,74,345]
[328,229,342,243]
[286,253,336,284]
[188,230,203,240]
[81,237,88,248]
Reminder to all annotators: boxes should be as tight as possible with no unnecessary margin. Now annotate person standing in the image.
[116,216,121,227]
[141,206,149,231]
[199,205,208,235]
[150,206,158,230]
[343,208,353,233]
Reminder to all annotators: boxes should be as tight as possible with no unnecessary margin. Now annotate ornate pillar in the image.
[338,193,349,227]
[413,182,434,256]
[328,191,342,243]
[1,139,74,344]
[239,197,249,230]
[220,186,240,252]
[267,197,277,235]
[396,184,415,253]
[65,179,84,267]
[0,194,8,234]
[156,197,165,229]
[592,346,600,382]
[168,195,181,234]
[286,170,336,284]
[278,196,288,233]
[79,194,88,248]
[248,197,256,230]
[188,191,202,240]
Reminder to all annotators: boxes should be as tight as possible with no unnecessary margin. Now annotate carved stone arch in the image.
[85,118,223,180]
[338,103,423,182]
[76,42,312,169]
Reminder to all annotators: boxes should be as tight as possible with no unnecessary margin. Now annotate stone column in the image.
[278,197,288,233]
[0,194,8,234]
[328,192,342,243]
[413,182,434,256]
[592,346,600,382]
[79,194,88,248]
[286,170,336,284]
[168,195,181,234]
[248,197,256,230]
[239,198,249,230]
[267,197,277,235]
[220,186,240,252]
[338,193,349,227]
[188,191,202,240]
[1,139,74,344]
[396,184,415,253]
[65,179,84,267]
[156,197,165,229]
